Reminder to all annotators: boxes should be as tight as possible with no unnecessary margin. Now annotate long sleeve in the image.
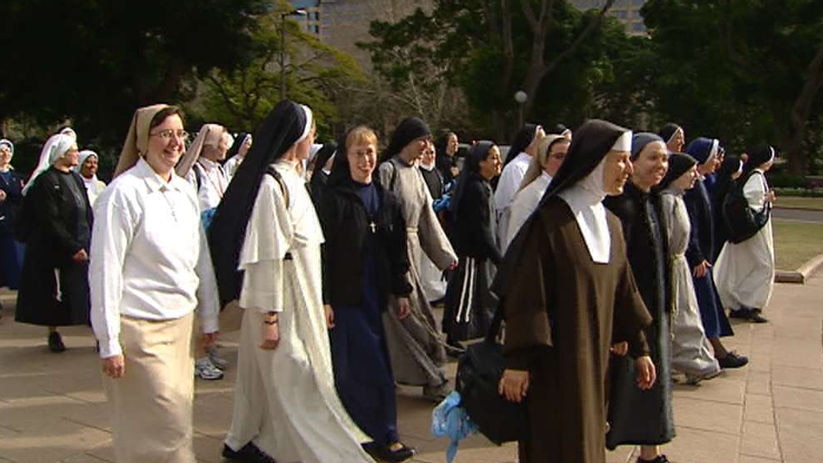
[461,180,502,264]
[611,222,652,358]
[194,224,219,333]
[743,172,768,212]
[31,174,84,257]
[684,188,706,268]
[388,201,413,297]
[238,177,292,313]
[493,159,526,216]
[89,192,135,359]
[418,185,457,269]
[317,191,339,305]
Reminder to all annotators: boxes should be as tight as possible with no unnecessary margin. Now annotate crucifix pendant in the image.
[369,221,377,233]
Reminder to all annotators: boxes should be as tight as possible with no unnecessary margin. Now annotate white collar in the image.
[557,157,611,264]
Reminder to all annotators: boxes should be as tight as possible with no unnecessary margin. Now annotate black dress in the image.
[442,173,502,341]
[0,169,26,290]
[604,182,675,448]
[15,168,92,326]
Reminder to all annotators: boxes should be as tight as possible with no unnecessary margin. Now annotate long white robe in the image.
[225,160,371,463]
[713,170,775,310]
[377,157,456,387]
[502,172,551,253]
[661,190,721,378]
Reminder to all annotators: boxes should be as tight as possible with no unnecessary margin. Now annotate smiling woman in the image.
[15,133,92,353]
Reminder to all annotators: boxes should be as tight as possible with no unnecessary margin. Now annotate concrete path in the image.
[773,207,823,223]
[1,274,822,463]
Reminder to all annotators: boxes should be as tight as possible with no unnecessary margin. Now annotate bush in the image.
[768,173,807,188]
[773,187,823,197]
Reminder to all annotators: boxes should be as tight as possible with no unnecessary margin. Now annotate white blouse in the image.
[90,158,219,358]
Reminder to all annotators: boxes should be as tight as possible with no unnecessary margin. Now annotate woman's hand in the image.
[324,304,335,329]
[610,341,629,356]
[635,356,657,390]
[260,315,280,350]
[72,249,89,263]
[692,260,711,278]
[101,354,125,379]
[499,369,530,403]
[396,297,411,320]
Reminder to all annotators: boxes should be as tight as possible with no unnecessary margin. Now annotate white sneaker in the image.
[207,346,229,370]
[195,357,224,380]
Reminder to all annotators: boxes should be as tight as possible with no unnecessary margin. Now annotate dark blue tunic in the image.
[0,169,25,290]
[328,182,400,446]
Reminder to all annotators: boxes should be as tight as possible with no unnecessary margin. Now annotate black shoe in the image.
[637,455,670,463]
[48,332,66,353]
[717,351,748,369]
[749,308,769,323]
[363,442,416,462]
[729,307,753,320]
[222,442,277,463]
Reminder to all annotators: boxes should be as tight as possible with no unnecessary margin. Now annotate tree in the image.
[642,0,823,174]
[0,0,269,168]
[198,10,367,138]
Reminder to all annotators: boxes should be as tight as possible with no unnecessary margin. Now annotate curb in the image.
[775,253,823,284]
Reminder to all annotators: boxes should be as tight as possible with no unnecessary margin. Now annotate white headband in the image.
[611,131,633,152]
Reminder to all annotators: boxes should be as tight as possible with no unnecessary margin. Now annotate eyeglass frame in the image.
[149,129,189,142]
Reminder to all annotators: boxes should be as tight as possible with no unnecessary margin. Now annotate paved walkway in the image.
[1,274,822,463]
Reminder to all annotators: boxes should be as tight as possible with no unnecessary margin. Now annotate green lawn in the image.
[772,219,823,271]
[774,196,823,210]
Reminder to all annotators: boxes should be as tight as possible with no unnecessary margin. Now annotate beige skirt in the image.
[103,312,195,463]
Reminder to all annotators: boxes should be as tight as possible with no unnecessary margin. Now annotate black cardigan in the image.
[450,173,502,264]
[317,179,412,308]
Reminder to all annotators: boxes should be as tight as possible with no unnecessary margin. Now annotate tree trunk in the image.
[784,41,823,175]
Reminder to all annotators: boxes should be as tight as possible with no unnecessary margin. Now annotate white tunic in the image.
[187,158,228,211]
[713,170,775,310]
[225,159,371,463]
[502,171,551,252]
[82,176,107,206]
[224,154,244,182]
[661,190,721,378]
[89,158,219,358]
[493,152,531,218]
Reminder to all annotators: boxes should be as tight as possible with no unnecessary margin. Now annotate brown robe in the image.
[502,197,652,463]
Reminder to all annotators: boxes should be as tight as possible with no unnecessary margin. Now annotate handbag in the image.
[722,171,771,244]
[455,308,526,445]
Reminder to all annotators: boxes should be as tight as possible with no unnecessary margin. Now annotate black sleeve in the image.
[683,190,706,268]
[30,173,84,257]
[317,192,339,305]
[388,198,413,297]
[603,195,634,246]
[463,181,503,264]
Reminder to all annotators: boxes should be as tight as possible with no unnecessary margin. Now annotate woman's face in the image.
[421,141,436,167]
[294,123,317,161]
[667,128,685,153]
[602,149,634,196]
[478,145,503,180]
[61,145,81,168]
[543,140,570,177]
[145,114,186,175]
[347,141,377,183]
[446,133,458,156]
[400,136,430,163]
[672,165,699,191]
[631,141,669,191]
[81,156,98,178]
[0,145,12,167]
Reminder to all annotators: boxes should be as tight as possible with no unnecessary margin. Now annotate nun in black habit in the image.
[442,141,503,343]
[603,133,675,461]
[497,119,655,463]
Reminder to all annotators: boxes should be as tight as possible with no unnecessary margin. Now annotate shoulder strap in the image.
[265,165,290,209]
[388,160,398,191]
[193,163,203,190]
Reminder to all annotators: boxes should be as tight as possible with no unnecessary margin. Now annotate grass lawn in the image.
[774,196,823,210]
[772,219,823,271]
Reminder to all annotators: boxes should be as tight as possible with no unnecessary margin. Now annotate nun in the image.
[683,137,748,369]
[603,133,674,462]
[0,139,26,293]
[209,101,373,463]
[177,123,230,213]
[16,134,92,353]
[493,124,545,224]
[418,139,448,303]
[318,125,416,462]
[74,150,107,205]
[434,130,460,184]
[89,104,219,463]
[376,117,457,402]
[502,134,570,252]
[224,132,253,182]
[658,153,722,383]
[714,145,776,324]
[498,119,656,463]
[658,123,685,153]
[442,141,503,344]
[710,154,745,262]
[307,140,338,202]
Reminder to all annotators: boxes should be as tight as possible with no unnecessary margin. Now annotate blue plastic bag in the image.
[431,391,479,463]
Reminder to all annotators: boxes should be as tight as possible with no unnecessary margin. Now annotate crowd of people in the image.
[0,101,778,463]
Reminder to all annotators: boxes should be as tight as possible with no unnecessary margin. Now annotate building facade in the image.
[569,0,648,36]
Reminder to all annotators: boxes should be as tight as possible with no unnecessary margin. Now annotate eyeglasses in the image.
[150,129,189,142]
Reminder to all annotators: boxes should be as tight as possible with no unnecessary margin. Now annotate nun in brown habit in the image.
[497,119,656,463]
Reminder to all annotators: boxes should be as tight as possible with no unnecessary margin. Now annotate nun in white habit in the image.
[73,150,106,205]
[713,144,776,322]
[209,100,372,463]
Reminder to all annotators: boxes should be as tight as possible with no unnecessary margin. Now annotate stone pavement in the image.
[1,274,823,463]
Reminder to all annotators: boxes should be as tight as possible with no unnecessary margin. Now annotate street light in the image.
[280,8,308,101]
[514,90,528,129]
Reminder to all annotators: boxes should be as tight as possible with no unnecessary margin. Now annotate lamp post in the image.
[514,90,528,129]
[280,8,308,101]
